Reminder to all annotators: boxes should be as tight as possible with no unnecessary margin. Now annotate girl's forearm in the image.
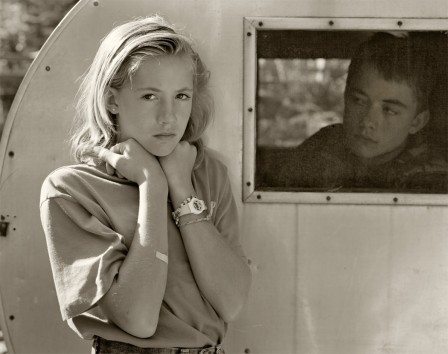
[179,221,252,323]
[168,178,251,322]
[98,182,169,338]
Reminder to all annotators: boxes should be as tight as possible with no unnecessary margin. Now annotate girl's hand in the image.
[158,141,197,201]
[93,138,167,187]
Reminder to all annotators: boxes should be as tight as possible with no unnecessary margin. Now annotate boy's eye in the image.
[383,105,398,115]
[349,93,367,106]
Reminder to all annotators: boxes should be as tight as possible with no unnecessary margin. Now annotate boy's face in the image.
[343,63,427,163]
[110,55,193,157]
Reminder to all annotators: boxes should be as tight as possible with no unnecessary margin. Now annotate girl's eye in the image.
[176,93,191,100]
[142,94,157,100]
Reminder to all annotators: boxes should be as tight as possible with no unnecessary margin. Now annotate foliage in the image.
[257,58,349,147]
[0,0,79,54]
[0,0,78,134]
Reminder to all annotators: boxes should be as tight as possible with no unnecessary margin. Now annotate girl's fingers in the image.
[106,162,115,176]
[92,146,121,168]
[110,144,122,153]
[108,144,123,176]
[93,145,127,179]
[104,145,120,175]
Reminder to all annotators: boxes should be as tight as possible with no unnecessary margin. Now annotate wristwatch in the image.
[172,196,207,225]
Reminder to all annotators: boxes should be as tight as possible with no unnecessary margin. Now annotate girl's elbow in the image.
[122,316,158,338]
[109,308,159,338]
[219,290,250,323]
[224,273,251,322]
[99,295,161,338]
[219,298,246,323]
[220,307,240,323]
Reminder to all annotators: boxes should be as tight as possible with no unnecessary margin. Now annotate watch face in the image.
[192,199,203,212]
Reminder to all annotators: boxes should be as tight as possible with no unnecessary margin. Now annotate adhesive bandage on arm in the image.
[155,251,168,264]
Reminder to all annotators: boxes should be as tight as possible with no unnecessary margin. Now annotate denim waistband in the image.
[93,336,225,354]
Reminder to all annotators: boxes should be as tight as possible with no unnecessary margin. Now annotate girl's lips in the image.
[153,133,176,140]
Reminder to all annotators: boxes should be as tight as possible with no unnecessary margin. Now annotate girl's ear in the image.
[106,88,119,114]
[409,110,430,134]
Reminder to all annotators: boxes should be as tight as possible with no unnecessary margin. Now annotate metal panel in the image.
[226,204,297,354]
[296,204,448,354]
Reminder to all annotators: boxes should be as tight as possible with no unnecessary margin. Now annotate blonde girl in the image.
[40,15,251,354]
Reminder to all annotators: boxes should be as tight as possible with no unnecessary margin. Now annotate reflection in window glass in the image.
[257,58,350,147]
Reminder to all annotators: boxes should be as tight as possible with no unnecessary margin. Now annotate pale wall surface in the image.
[0,1,447,353]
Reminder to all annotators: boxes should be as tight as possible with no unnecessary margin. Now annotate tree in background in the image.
[0,0,78,136]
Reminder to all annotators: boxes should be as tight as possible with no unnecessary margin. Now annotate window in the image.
[243,17,448,205]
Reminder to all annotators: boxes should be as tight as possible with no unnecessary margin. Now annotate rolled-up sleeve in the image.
[40,196,127,320]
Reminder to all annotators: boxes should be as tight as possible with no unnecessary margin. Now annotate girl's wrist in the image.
[138,166,166,187]
[170,185,196,208]
[139,178,168,197]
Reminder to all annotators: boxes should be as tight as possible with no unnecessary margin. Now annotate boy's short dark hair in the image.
[346,32,437,113]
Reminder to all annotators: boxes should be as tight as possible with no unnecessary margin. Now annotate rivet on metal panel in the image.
[397,21,403,27]
[393,197,398,203]
[8,151,14,157]
[246,181,251,186]
[45,66,51,71]
[247,32,252,37]
[244,349,251,354]
[329,20,334,26]
[258,21,263,27]
[93,1,99,6]
[0,221,9,237]
[256,194,261,200]
[248,107,253,112]
[9,315,14,321]
[326,195,331,201]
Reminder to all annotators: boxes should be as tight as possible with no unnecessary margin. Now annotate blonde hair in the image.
[71,15,213,164]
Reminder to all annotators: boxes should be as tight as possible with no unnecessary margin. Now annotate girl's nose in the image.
[157,99,176,125]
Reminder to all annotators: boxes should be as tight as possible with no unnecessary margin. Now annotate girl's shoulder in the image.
[193,148,233,198]
[43,163,106,189]
[198,148,230,176]
[40,163,127,204]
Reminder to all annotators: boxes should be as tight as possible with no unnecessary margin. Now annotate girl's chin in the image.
[147,146,176,157]
[143,139,181,156]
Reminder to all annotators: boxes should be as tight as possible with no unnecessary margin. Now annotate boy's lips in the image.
[354,134,378,144]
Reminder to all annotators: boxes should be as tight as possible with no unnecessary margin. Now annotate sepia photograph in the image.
[2,2,448,354]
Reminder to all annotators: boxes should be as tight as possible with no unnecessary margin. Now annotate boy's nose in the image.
[360,106,380,130]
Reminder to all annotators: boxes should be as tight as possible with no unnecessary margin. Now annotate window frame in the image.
[242,17,448,205]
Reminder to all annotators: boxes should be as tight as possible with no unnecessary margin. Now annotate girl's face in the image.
[110,55,193,156]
